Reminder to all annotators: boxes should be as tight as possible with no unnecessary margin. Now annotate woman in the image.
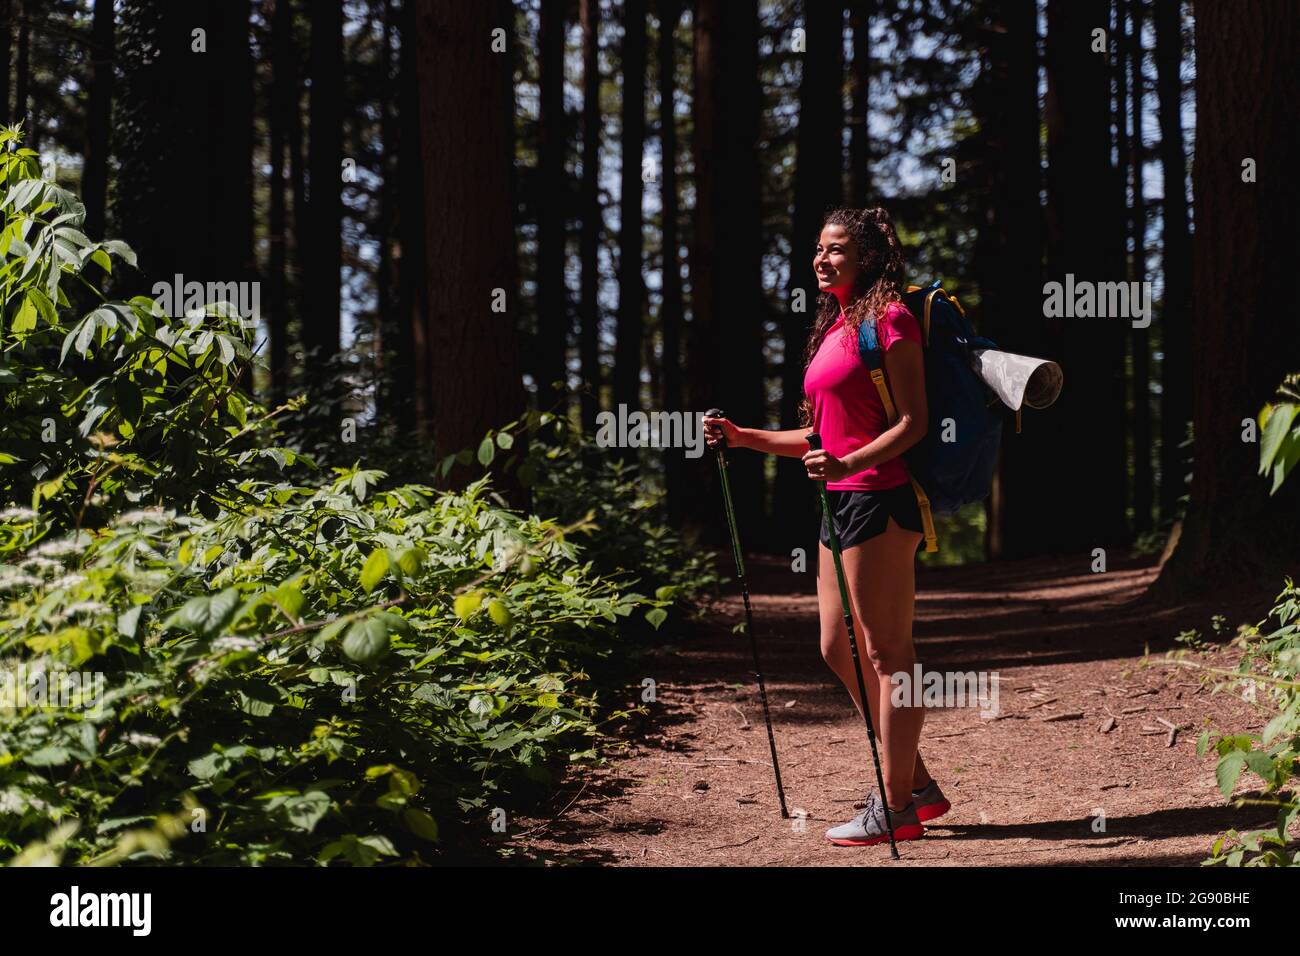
[703,207,949,847]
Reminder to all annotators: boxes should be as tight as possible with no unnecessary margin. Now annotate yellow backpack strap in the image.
[908,476,939,554]
[866,350,939,554]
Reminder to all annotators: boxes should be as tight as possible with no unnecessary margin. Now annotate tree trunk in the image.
[412,0,528,501]
[1154,0,1192,525]
[397,0,428,436]
[1129,0,1153,534]
[268,0,294,407]
[16,0,29,135]
[976,0,1045,561]
[213,0,255,389]
[305,0,343,362]
[846,0,873,206]
[1042,0,1128,554]
[776,0,843,552]
[536,0,569,415]
[687,0,765,540]
[82,0,114,240]
[578,0,603,433]
[1,0,10,127]
[1153,0,1300,597]
[658,0,685,524]
[612,0,648,418]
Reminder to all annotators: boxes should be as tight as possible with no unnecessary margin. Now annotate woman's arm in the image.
[703,417,810,459]
[802,339,929,481]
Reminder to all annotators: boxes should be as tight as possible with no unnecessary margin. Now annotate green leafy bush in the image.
[0,474,675,865]
[1,131,714,864]
[1259,373,1300,494]
[1183,580,1300,866]
[1,127,288,529]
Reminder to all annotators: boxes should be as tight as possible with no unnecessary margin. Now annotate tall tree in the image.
[412,0,527,498]
[846,0,873,206]
[1042,0,1128,553]
[15,0,30,136]
[657,0,685,524]
[1128,0,1153,534]
[82,0,114,240]
[397,0,428,435]
[535,0,569,414]
[268,0,296,406]
[1154,0,1192,525]
[578,0,603,432]
[305,0,343,363]
[1155,1,1300,595]
[687,0,765,537]
[612,0,648,416]
[212,1,255,290]
[776,0,843,550]
[1,0,10,126]
[975,0,1046,560]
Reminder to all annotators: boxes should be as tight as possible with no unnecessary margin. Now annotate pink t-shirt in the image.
[803,300,923,491]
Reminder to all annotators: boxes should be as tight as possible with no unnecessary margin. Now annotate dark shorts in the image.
[819,483,924,551]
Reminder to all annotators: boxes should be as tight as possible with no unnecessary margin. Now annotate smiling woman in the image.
[704,206,947,849]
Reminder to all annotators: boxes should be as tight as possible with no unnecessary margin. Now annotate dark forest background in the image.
[6,0,1299,593]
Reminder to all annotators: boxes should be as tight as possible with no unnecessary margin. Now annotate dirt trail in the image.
[515,552,1279,866]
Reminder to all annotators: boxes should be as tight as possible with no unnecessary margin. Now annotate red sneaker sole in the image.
[828,823,925,847]
[916,799,951,822]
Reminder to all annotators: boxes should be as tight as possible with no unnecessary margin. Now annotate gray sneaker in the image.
[825,792,925,846]
[912,780,952,822]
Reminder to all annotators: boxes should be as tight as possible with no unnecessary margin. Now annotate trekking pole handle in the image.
[705,408,727,450]
[805,432,822,451]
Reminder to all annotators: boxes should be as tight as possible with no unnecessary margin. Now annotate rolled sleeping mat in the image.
[969,348,1064,411]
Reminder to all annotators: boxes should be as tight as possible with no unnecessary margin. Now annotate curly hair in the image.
[797,207,907,428]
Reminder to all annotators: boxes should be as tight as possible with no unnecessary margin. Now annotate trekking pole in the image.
[706,408,789,819]
[805,432,899,859]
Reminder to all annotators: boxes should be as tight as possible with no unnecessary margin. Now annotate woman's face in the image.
[813,224,861,294]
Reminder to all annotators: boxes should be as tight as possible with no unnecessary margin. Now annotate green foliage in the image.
[0,478,664,865]
[1258,373,1300,494]
[1,127,290,529]
[1188,580,1300,866]
[0,134,716,864]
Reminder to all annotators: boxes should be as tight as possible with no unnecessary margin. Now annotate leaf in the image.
[1259,403,1299,472]
[495,431,514,450]
[477,436,496,466]
[273,582,305,622]
[360,548,389,594]
[1243,749,1276,785]
[285,791,332,834]
[403,809,440,842]
[453,591,484,620]
[188,751,231,781]
[23,746,72,768]
[11,294,37,333]
[117,605,143,640]
[645,607,668,630]
[1216,750,1248,801]
[166,588,242,636]
[342,616,392,663]
[1268,429,1300,493]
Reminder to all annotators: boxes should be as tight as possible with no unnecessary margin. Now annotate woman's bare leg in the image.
[816,517,930,809]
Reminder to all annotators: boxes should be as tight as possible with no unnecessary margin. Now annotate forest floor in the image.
[508,551,1282,866]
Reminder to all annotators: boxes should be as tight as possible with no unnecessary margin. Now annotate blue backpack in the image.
[857,280,1003,553]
